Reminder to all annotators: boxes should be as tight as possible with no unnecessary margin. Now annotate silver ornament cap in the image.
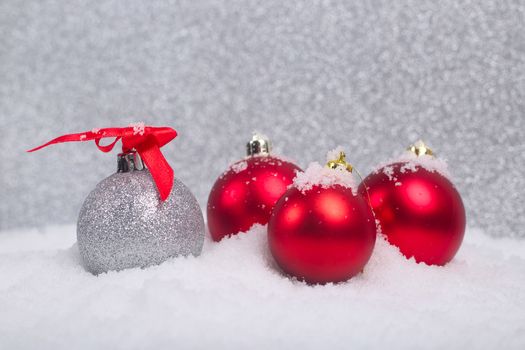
[117,151,145,172]
[246,133,271,156]
[77,151,205,274]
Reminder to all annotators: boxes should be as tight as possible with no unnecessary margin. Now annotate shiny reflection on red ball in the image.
[282,203,304,226]
[359,163,466,266]
[220,180,247,208]
[268,185,377,284]
[404,180,433,208]
[208,156,301,242]
[316,192,349,223]
[258,171,288,202]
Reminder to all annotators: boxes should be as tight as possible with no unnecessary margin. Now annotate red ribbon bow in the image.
[28,125,178,201]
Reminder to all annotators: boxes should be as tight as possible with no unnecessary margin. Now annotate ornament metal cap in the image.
[117,150,145,172]
[246,133,271,156]
[408,140,434,157]
[326,151,353,173]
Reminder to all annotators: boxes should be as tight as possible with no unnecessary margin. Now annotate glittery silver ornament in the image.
[77,152,204,274]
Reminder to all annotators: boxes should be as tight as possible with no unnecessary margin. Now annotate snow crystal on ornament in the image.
[293,162,357,195]
[382,165,396,181]
[226,153,298,176]
[229,160,248,173]
[266,153,298,166]
[376,148,451,179]
[325,146,346,163]
[293,148,358,194]
[130,122,146,136]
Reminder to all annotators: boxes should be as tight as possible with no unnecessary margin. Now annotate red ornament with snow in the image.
[268,150,376,284]
[207,134,301,242]
[358,141,466,266]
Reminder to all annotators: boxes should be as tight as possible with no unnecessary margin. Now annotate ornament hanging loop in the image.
[354,167,374,215]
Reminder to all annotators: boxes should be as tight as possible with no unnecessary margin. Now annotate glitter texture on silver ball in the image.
[77,168,205,274]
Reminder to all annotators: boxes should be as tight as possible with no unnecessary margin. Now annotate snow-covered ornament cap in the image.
[407,140,434,157]
[402,140,450,177]
[375,139,451,179]
[293,147,357,195]
[246,132,271,156]
[326,150,353,173]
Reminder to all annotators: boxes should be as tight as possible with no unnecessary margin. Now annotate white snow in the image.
[222,153,298,178]
[267,153,299,166]
[228,160,248,173]
[325,145,347,163]
[382,165,396,181]
[375,149,451,179]
[130,122,146,136]
[1,225,523,349]
[293,162,357,194]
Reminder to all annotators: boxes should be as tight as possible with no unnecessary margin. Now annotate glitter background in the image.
[1,0,524,237]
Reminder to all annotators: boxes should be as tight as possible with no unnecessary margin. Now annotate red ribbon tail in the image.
[136,139,174,201]
[27,130,124,153]
[27,133,96,152]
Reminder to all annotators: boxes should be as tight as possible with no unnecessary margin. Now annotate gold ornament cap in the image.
[326,151,353,173]
[408,140,434,157]
[247,133,271,156]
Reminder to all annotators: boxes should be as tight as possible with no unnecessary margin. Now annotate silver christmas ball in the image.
[77,154,204,274]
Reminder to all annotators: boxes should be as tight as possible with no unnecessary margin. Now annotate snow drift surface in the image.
[0,225,524,349]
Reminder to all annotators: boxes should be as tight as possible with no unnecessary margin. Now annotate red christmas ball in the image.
[358,157,466,266]
[268,156,376,284]
[207,141,301,241]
